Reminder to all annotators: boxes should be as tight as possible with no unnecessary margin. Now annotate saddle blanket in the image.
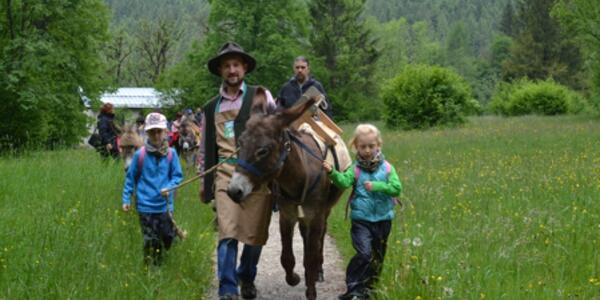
[298,121,352,172]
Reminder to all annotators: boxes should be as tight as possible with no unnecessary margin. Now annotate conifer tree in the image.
[309,0,379,121]
[502,0,583,89]
[499,1,516,37]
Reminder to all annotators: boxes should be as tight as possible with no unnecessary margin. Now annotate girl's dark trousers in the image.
[345,219,392,295]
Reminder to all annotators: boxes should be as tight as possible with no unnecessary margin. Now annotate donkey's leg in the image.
[280,212,300,286]
[317,219,327,282]
[304,217,325,300]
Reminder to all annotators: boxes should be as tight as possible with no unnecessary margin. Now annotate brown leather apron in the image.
[214,108,272,245]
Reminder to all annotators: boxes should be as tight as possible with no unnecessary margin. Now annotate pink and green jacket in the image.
[329,160,402,222]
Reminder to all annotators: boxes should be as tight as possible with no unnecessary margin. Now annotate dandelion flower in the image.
[443,287,454,298]
[412,237,423,247]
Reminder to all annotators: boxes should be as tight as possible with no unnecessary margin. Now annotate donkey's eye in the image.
[255,147,270,159]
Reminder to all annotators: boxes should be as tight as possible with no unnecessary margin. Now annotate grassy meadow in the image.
[0,115,598,299]
[329,115,600,299]
[0,150,216,299]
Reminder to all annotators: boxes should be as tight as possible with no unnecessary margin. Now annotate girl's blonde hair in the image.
[348,123,382,151]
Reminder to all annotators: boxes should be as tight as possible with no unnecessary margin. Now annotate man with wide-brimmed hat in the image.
[198,42,276,300]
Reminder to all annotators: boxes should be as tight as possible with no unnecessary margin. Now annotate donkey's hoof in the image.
[286,273,301,286]
[317,270,324,282]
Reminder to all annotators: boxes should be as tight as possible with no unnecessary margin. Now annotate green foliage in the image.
[103,0,210,87]
[502,0,584,90]
[381,65,479,129]
[364,0,510,107]
[499,1,516,37]
[365,0,512,57]
[369,17,444,85]
[552,0,600,113]
[489,79,587,115]
[443,21,498,105]
[329,116,600,299]
[158,0,309,112]
[0,0,111,151]
[309,0,379,121]
[489,35,513,74]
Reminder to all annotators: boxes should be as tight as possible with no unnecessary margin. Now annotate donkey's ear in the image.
[277,97,317,127]
[251,86,273,115]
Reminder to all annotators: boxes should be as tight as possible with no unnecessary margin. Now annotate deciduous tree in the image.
[0,0,110,150]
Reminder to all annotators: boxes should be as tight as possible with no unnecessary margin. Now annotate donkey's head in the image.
[227,87,316,203]
[119,123,143,171]
[178,116,200,151]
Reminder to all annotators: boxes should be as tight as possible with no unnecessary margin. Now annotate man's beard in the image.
[295,74,306,83]
[225,75,242,87]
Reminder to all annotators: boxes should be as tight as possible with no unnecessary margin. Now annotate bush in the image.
[381,64,479,129]
[489,79,587,116]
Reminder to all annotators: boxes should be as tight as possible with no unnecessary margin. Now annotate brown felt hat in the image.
[207,42,256,76]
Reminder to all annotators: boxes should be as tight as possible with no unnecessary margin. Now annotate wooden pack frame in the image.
[290,86,343,146]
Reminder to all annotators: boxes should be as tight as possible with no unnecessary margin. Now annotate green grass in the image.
[0,149,215,299]
[329,115,600,300]
[1,116,598,299]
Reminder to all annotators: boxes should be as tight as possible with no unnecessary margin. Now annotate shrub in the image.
[381,64,479,129]
[489,79,587,116]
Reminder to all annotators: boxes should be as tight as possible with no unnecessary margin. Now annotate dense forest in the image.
[366,0,510,56]
[105,0,513,104]
[1,0,598,150]
[103,0,210,86]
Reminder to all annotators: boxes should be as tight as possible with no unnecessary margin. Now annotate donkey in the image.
[227,89,344,300]
[177,115,201,171]
[118,123,144,171]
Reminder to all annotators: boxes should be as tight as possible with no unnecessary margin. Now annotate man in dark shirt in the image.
[277,56,333,118]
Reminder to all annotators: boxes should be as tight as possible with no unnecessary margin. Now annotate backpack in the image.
[134,146,176,209]
[344,160,399,220]
[135,146,174,182]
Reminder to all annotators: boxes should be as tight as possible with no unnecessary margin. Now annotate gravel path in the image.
[207,212,347,299]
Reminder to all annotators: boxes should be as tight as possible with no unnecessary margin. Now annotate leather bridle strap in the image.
[236,131,291,178]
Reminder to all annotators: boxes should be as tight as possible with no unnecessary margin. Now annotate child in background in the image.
[323,124,402,300]
[122,112,183,266]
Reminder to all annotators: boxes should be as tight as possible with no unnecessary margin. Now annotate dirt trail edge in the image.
[207,212,347,300]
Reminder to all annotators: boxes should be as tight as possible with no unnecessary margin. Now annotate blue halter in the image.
[237,129,329,205]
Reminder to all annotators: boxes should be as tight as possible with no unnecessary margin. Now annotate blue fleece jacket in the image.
[122,148,183,213]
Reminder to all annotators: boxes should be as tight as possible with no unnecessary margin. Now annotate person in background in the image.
[169,112,183,148]
[277,56,332,118]
[97,102,120,159]
[135,115,146,143]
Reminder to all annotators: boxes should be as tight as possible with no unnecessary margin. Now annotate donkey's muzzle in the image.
[227,186,243,203]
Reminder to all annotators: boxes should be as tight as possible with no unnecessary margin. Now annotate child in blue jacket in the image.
[122,112,183,265]
[324,124,402,300]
